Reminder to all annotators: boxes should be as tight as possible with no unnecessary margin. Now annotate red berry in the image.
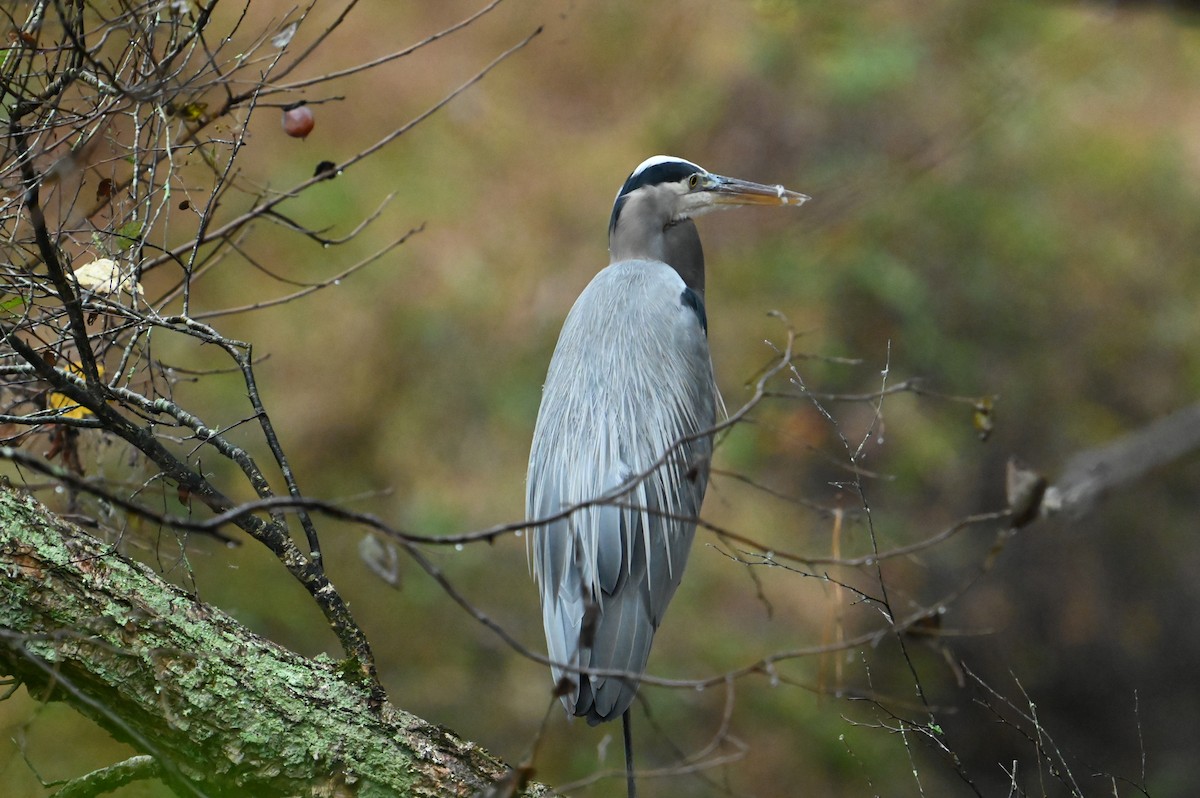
[282,105,314,139]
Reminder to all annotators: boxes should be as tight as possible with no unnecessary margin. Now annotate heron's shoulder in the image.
[564,260,703,333]
[573,259,685,310]
[592,259,682,288]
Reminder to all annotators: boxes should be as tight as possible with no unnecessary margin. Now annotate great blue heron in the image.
[527,155,807,795]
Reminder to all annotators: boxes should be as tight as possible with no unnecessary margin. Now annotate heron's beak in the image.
[704,174,810,207]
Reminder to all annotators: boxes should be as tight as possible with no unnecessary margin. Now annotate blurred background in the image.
[2,1,1199,795]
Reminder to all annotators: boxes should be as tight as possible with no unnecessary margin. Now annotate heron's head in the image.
[608,156,808,293]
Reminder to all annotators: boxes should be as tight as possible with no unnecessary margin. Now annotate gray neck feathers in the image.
[609,191,706,298]
[663,219,704,297]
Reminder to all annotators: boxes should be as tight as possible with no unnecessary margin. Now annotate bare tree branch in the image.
[1041,402,1200,520]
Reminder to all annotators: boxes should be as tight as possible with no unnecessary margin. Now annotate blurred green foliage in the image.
[3,1,1200,796]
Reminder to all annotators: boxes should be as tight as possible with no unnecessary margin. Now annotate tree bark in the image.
[1040,401,1200,520]
[0,488,547,797]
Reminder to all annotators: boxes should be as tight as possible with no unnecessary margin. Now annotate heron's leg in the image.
[622,708,637,798]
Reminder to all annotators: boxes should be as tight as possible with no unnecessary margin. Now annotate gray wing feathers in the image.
[527,261,716,723]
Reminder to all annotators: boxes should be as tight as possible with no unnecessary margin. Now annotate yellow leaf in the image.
[972,395,995,442]
[47,363,105,419]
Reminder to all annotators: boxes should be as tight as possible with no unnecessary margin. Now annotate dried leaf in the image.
[358,534,401,588]
[165,0,196,17]
[74,258,144,297]
[272,22,299,49]
[1005,457,1047,528]
[314,160,338,180]
[7,29,37,46]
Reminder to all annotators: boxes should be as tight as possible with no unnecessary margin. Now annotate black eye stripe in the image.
[619,162,703,197]
[609,161,704,235]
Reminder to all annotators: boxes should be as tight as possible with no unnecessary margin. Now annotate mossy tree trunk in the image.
[0,489,545,797]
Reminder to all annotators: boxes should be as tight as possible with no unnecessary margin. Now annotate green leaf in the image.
[115,221,144,250]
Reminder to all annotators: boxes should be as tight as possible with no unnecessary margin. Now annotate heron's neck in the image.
[608,218,705,296]
[663,219,705,296]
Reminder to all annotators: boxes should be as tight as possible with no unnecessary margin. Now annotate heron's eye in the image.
[687,174,700,190]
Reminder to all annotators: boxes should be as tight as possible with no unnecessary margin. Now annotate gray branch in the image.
[1015,402,1200,522]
